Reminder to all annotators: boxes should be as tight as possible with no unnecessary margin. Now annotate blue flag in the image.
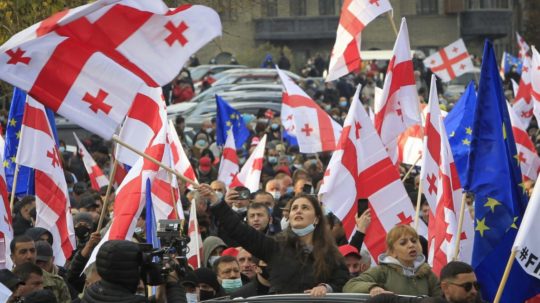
[282,128,298,147]
[469,41,540,302]
[444,81,476,190]
[4,88,33,196]
[503,52,523,75]
[215,95,250,149]
[145,179,160,250]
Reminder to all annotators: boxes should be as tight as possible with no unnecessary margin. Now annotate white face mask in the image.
[280,217,289,230]
[215,191,224,201]
[232,206,247,213]
[270,191,281,200]
[208,255,220,267]
[186,292,198,303]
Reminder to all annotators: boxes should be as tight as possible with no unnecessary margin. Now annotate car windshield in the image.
[190,66,211,81]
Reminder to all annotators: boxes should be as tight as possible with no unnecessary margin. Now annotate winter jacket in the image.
[230,276,270,298]
[81,280,147,303]
[343,254,441,297]
[210,200,349,294]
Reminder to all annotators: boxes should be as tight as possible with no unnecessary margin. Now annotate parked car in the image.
[210,68,303,87]
[189,64,247,82]
[184,100,282,131]
[443,67,480,102]
[200,293,374,302]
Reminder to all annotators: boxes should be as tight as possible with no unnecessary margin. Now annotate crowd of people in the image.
[1,51,530,303]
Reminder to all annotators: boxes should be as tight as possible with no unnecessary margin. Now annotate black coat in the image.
[230,276,270,298]
[210,201,349,294]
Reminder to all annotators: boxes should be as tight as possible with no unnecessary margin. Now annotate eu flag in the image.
[502,52,523,75]
[444,81,476,190]
[468,41,540,302]
[4,88,33,196]
[215,95,250,149]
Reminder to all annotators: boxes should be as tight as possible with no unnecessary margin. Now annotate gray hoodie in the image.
[378,253,426,277]
[202,236,227,268]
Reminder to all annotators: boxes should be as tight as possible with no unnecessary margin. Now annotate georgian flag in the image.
[0,1,221,139]
[530,47,540,126]
[512,56,533,127]
[508,103,540,182]
[230,135,267,193]
[326,0,392,81]
[516,32,530,59]
[421,75,473,274]
[167,120,198,190]
[320,85,426,260]
[217,129,239,188]
[0,136,13,270]
[277,67,342,153]
[423,39,474,82]
[17,97,75,266]
[73,132,109,190]
[374,18,421,164]
[187,199,203,269]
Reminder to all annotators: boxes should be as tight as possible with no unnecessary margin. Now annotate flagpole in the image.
[387,12,398,37]
[193,202,201,268]
[112,135,198,187]
[413,180,423,230]
[9,163,20,210]
[493,249,517,303]
[167,172,180,220]
[452,192,468,260]
[97,158,118,232]
[401,154,422,182]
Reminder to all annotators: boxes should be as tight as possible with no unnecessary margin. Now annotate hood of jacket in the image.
[378,253,431,277]
[202,236,227,268]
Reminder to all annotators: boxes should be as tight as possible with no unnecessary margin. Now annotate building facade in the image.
[192,0,521,72]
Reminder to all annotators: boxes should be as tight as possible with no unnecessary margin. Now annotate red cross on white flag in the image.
[512,56,533,128]
[230,135,267,193]
[516,32,530,59]
[319,85,427,261]
[423,39,474,83]
[374,18,421,164]
[420,75,473,273]
[326,0,392,81]
[218,129,239,188]
[73,132,109,191]
[17,96,75,266]
[508,103,540,182]
[0,1,221,139]
[530,47,540,126]
[277,67,342,153]
[0,136,13,270]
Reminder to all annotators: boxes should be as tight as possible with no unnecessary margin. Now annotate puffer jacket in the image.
[343,254,441,297]
[81,280,147,303]
[210,200,349,294]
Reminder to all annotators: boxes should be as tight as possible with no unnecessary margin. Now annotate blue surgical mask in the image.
[324,104,331,111]
[215,191,224,201]
[221,278,243,293]
[271,123,279,130]
[291,222,316,237]
[339,101,348,107]
[59,146,66,153]
[280,217,289,230]
[196,139,207,147]
[286,186,294,194]
[268,156,278,164]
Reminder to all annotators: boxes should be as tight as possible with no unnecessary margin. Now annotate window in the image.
[319,0,335,15]
[290,0,307,16]
[262,0,278,17]
[416,0,438,14]
[466,0,509,9]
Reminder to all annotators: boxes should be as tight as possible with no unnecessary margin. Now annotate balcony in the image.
[254,16,339,41]
[459,9,512,38]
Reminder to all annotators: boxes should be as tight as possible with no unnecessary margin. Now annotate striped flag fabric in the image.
[73,132,108,190]
[0,135,13,270]
[217,129,239,188]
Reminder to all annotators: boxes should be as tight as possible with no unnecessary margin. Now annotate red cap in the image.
[221,247,239,257]
[199,156,211,173]
[338,244,360,258]
[275,165,291,176]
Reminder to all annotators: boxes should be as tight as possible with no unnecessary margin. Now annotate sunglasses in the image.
[449,281,480,292]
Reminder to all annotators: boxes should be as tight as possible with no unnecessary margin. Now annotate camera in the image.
[139,220,191,286]
[237,188,251,200]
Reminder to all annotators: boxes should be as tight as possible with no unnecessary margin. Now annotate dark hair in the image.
[247,202,271,217]
[213,255,239,275]
[278,194,344,280]
[10,235,34,253]
[13,262,42,281]
[13,195,35,216]
[440,261,474,282]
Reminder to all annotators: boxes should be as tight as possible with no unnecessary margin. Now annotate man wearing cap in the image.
[33,241,71,303]
[339,244,371,278]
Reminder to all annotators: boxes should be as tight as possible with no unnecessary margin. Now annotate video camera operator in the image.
[81,240,187,303]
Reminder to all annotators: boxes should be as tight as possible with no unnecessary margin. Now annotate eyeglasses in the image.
[449,281,480,292]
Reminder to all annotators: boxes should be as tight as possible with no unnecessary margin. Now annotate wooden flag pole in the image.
[493,249,517,303]
[111,135,198,187]
[401,154,422,181]
[168,172,180,220]
[453,192,468,260]
[387,12,399,37]
[9,163,20,210]
[96,158,118,232]
[413,180,423,231]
